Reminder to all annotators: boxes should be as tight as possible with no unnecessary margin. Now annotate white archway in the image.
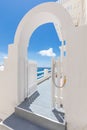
[14,2,73,102]
[0,2,87,130]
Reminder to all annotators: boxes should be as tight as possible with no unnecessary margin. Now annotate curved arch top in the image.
[13,1,75,104]
[14,2,74,49]
[13,1,75,109]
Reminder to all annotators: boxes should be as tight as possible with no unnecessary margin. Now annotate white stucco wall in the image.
[0,44,18,120]
[63,25,87,130]
[0,45,37,120]
[57,0,87,26]
[14,2,73,104]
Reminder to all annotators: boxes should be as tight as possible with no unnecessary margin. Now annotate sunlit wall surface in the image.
[56,0,87,26]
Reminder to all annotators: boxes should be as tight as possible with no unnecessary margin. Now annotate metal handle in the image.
[52,63,66,88]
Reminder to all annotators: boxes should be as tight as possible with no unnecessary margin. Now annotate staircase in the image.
[3,107,66,130]
[3,79,66,130]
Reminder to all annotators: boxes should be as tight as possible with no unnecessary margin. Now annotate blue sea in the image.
[37,67,51,79]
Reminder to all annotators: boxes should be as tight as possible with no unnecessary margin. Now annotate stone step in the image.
[3,113,47,130]
[29,104,65,123]
[15,107,66,130]
[0,123,13,130]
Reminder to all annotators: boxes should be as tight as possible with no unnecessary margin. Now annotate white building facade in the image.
[0,2,87,130]
[56,0,87,26]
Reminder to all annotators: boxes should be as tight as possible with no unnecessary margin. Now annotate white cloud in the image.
[0,52,8,64]
[38,48,56,57]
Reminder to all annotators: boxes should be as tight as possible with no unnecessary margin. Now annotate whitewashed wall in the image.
[57,0,87,26]
[0,45,37,120]
[63,25,87,130]
[0,44,18,120]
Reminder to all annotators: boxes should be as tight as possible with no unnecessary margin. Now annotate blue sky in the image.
[0,0,61,67]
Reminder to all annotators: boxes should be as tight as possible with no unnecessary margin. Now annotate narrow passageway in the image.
[3,78,65,130]
[19,78,64,123]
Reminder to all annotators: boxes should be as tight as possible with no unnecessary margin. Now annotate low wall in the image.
[0,45,38,120]
[0,44,18,120]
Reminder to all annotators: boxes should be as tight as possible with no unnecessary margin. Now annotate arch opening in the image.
[2,3,87,129]
[21,20,67,121]
[14,2,73,105]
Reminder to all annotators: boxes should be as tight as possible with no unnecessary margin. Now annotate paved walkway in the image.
[19,78,64,123]
[3,79,64,130]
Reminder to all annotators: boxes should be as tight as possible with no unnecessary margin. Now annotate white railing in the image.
[37,69,51,79]
[37,69,51,84]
